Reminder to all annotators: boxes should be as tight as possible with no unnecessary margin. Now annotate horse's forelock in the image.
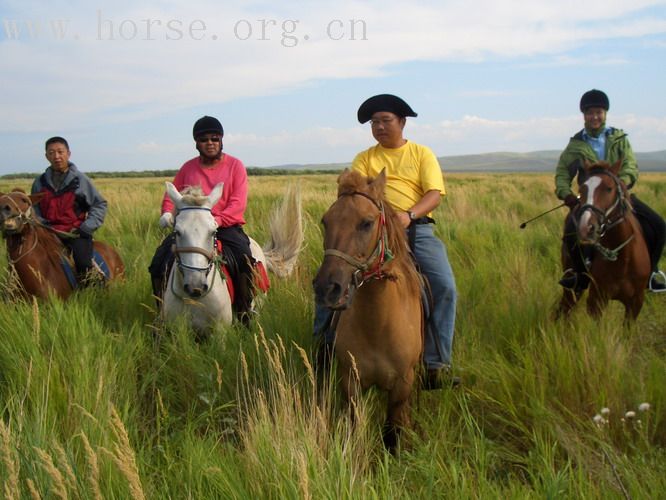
[179,186,209,206]
[337,170,386,202]
[585,161,611,174]
[4,190,32,209]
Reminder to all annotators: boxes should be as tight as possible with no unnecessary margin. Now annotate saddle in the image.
[60,249,110,289]
[214,240,270,305]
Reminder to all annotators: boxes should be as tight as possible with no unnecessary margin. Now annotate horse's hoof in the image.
[382,424,399,453]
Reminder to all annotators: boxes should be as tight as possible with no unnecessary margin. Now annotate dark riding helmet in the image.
[579,89,609,112]
[193,116,224,139]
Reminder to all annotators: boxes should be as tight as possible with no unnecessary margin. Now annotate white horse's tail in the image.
[262,183,304,278]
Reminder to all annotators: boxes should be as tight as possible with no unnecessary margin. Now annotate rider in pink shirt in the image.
[161,153,248,228]
[149,116,256,325]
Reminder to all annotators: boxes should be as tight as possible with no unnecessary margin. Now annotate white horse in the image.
[162,181,303,333]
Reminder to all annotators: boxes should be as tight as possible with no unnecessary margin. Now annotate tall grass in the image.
[0,173,665,497]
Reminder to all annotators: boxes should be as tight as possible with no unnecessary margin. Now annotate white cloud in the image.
[1,0,666,132]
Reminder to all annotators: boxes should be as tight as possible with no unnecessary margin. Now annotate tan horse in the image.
[0,189,125,300]
[556,160,651,321]
[312,169,423,452]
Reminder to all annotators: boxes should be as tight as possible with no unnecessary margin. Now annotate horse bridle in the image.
[1,193,34,230]
[575,169,634,261]
[171,206,222,297]
[323,191,394,289]
[0,194,40,264]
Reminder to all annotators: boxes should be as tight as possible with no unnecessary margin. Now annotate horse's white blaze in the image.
[579,176,602,231]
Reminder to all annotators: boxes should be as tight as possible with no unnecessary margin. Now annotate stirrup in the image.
[649,270,666,293]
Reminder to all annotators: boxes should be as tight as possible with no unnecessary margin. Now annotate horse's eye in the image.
[358,219,374,232]
[606,187,613,193]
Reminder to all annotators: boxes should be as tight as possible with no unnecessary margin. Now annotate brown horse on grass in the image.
[556,160,651,322]
[312,169,423,452]
[0,189,125,300]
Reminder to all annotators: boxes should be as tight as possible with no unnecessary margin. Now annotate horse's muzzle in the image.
[184,283,209,298]
[313,277,354,310]
[1,219,20,235]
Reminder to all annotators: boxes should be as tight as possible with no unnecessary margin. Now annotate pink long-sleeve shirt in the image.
[161,154,248,227]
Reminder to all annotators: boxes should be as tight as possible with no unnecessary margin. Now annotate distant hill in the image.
[2,150,665,179]
[440,150,666,172]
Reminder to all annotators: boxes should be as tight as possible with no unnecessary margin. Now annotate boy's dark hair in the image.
[45,136,69,151]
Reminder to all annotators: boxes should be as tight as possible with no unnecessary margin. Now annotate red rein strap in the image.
[361,207,391,281]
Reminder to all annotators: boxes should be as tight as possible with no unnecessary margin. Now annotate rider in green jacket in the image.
[555,89,666,293]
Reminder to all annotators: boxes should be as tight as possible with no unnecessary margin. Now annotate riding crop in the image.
[519,203,566,229]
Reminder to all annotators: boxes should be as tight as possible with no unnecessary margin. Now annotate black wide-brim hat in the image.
[357,94,418,124]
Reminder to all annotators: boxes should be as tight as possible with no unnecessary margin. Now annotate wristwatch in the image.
[407,210,417,221]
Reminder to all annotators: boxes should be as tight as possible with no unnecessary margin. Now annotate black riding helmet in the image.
[580,89,609,112]
[193,116,224,139]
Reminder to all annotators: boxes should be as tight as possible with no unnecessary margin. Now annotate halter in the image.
[171,206,222,299]
[323,191,394,289]
[0,194,41,264]
[1,193,34,230]
[576,169,634,261]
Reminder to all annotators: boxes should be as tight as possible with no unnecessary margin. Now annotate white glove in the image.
[159,212,174,228]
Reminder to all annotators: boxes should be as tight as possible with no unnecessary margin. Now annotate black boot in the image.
[233,272,255,327]
[558,269,579,290]
[151,276,165,308]
[558,268,590,291]
[422,368,461,390]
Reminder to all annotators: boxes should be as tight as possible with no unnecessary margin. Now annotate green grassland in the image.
[0,173,665,498]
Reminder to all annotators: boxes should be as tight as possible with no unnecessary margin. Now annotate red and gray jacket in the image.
[31,163,107,234]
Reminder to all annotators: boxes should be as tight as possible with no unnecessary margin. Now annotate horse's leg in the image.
[339,362,362,427]
[382,371,415,453]
[624,290,645,324]
[586,285,607,319]
[554,288,581,320]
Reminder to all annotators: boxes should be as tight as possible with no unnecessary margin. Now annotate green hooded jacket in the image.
[554,127,638,200]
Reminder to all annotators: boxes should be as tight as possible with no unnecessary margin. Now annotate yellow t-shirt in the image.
[351,141,445,214]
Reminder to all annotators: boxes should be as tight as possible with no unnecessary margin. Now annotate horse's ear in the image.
[208,183,224,207]
[610,158,622,175]
[337,168,350,185]
[29,192,45,205]
[368,168,387,197]
[582,159,594,172]
[165,182,182,205]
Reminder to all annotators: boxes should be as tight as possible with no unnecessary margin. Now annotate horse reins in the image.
[323,191,394,288]
[576,169,635,261]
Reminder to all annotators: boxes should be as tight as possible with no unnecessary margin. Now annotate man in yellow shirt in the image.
[315,94,458,388]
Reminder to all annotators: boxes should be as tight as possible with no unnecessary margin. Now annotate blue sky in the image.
[1,0,666,175]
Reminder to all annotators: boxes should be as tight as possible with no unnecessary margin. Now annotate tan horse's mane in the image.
[179,185,209,206]
[337,170,421,294]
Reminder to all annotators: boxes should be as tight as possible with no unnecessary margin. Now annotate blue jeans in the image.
[313,223,457,368]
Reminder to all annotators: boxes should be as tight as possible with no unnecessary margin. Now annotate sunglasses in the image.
[197,136,221,143]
